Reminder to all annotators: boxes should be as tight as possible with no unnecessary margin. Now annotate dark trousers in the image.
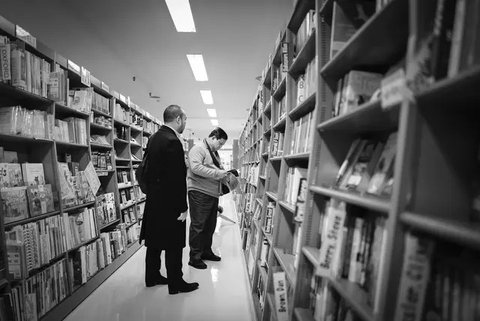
[145,246,183,285]
[188,190,219,261]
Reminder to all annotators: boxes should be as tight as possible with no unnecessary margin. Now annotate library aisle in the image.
[64,195,255,321]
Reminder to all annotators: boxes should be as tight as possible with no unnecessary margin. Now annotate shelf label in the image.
[316,200,346,277]
[381,68,410,109]
[80,66,91,86]
[15,25,36,48]
[272,271,288,321]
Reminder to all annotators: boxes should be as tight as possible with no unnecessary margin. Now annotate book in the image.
[0,186,29,223]
[26,184,54,216]
[367,132,398,196]
[394,233,435,321]
[340,70,383,115]
[21,163,46,186]
[0,163,24,187]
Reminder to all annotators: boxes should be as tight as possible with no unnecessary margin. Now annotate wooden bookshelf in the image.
[0,12,161,320]
[236,0,480,320]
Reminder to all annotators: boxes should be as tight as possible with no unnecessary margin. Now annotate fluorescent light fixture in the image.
[187,54,208,81]
[211,119,219,126]
[200,90,213,105]
[206,108,217,118]
[165,0,196,32]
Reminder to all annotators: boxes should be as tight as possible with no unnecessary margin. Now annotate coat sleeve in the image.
[188,145,225,180]
[167,138,188,213]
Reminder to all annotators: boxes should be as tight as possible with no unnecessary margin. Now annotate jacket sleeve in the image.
[188,145,225,180]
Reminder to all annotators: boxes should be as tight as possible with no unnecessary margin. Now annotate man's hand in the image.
[177,211,188,222]
[219,170,229,179]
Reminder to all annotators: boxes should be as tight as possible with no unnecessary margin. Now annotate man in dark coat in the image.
[139,105,198,294]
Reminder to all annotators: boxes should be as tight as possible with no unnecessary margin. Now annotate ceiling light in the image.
[200,90,213,105]
[165,0,196,32]
[211,119,219,126]
[206,108,217,118]
[187,54,208,81]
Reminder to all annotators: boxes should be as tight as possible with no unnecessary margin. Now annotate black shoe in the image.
[168,281,199,295]
[145,275,168,287]
[188,260,207,269]
[201,253,221,262]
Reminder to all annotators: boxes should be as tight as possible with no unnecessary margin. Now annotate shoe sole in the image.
[188,262,207,269]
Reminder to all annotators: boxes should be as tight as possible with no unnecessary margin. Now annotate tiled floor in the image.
[64,195,255,321]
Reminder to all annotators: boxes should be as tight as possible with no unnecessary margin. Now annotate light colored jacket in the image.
[187,140,225,198]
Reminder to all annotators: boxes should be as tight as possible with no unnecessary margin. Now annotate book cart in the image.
[0,13,161,320]
[235,0,480,320]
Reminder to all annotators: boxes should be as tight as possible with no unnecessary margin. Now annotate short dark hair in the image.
[163,105,183,123]
[209,127,228,140]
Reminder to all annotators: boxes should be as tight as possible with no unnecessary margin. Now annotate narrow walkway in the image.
[64,195,255,321]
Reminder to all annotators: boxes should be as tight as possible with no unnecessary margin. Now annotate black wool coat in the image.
[139,126,188,249]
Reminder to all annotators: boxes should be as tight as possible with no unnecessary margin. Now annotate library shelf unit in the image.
[0,13,162,320]
[235,0,480,320]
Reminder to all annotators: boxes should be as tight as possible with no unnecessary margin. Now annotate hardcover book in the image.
[0,163,24,188]
[0,186,29,223]
[26,184,54,217]
[21,163,45,186]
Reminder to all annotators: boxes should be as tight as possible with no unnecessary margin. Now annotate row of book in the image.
[57,161,96,208]
[310,276,361,321]
[54,117,88,145]
[408,0,480,93]
[0,36,51,98]
[0,106,52,139]
[290,111,314,155]
[293,9,316,58]
[335,132,397,197]
[272,42,288,93]
[68,88,93,114]
[91,150,113,171]
[117,170,132,185]
[6,206,98,281]
[10,224,140,321]
[114,104,129,124]
[142,119,156,134]
[296,57,316,106]
[121,206,137,226]
[114,125,128,141]
[317,200,386,307]
[130,112,143,128]
[272,95,286,126]
[284,166,307,207]
[90,134,110,146]
[264,202,275,235]
[92,91,110,114]
[91,114,112,128]
[393,232,480,321]
[271,132,285,157]
[95,193,117,228]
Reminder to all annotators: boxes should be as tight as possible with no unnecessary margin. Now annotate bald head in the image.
[163,105,187,134]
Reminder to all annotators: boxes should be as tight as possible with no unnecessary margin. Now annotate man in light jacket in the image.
[187,127,229,269]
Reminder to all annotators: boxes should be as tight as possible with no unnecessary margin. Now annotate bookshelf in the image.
[235,0,480,320]
[0,13,161,320]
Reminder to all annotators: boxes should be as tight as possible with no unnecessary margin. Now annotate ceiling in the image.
[1,0,293,147]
